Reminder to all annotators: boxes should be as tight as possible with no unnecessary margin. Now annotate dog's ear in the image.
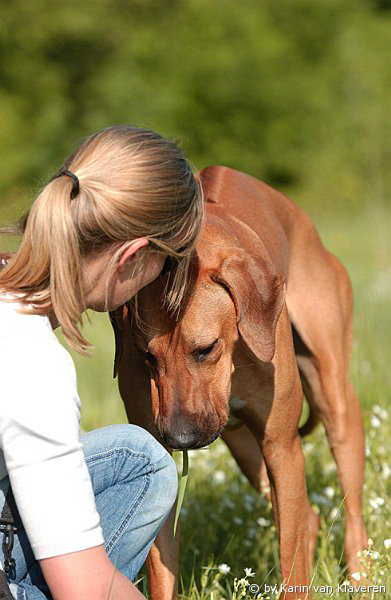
[211,249,286,363]
[109,304,128,378]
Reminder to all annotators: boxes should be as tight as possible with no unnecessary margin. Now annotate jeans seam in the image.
[84,446,151,466]
[105,471,152,554]
[88,446,155,554]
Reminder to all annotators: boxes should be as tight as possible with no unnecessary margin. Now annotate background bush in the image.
[0,0,390,226]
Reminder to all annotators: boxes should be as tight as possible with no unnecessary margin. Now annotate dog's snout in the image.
[162,428,221,450]
[159,411,224,449]
[163,430,200,450]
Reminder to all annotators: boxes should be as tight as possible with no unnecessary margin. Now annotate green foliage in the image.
[0,0,390,229]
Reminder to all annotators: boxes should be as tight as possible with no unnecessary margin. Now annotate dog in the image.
[109,166,368,599]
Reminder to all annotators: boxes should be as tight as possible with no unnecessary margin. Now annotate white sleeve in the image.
[0,335,104,559]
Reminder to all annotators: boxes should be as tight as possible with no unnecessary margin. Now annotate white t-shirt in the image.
[0,293,104,559]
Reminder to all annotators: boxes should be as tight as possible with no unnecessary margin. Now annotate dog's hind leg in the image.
[222,423,270,496]
[288,251,367,576]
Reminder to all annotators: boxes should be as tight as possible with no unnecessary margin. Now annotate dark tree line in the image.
[0,0,390,224]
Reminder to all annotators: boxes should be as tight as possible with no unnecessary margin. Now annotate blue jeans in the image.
[0,424,178,599]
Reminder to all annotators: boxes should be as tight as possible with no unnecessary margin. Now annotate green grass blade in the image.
[173,449,189,536]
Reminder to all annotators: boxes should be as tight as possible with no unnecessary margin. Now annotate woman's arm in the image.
[0,338,145,598]
[39,545,146,600]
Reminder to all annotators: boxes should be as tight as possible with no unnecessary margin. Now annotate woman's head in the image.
[0,125,204,354]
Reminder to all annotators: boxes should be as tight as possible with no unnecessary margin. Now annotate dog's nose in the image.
[163,430,200,449]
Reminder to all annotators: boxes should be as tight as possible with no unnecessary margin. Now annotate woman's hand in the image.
[39,544,146,599]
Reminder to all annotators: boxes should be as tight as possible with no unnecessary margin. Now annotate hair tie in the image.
[54,169,80,200]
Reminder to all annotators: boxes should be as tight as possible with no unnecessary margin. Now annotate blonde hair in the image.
[0,126,204,355]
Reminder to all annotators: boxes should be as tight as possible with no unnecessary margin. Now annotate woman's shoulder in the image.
[0,294,76,380]
[0,315,80,414]
[0,292,56,342]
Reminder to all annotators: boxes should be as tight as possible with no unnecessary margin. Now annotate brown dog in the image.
[109,166,367,599]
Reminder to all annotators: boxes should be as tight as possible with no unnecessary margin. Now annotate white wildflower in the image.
[351,572,361,581]
[370,415,381,429]
[384,539,391,549]
[330,507,340,520]
[382,464,391,478]
[213,470,226,484]
[372,404,388,420]
[244,568,256,577]
[369,497,384,510]
[324,486,335,499]
[218,563,231,575]
[257,517,271,527]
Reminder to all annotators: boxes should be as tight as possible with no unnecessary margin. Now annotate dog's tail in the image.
[299,402,320,437]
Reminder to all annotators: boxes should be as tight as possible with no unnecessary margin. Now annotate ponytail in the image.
[0,175,91,352]
[0,126,204,355]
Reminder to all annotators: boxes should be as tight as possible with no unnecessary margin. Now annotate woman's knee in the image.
[82,424,169,464]
[151,449,178,512]
[82,424,178,509]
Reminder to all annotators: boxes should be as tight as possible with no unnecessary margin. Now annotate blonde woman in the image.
[0,126,204,600]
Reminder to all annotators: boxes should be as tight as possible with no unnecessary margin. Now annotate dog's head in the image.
[110,219,285,449]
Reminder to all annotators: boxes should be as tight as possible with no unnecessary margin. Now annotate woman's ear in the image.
[109,303,129,377]
[117,239,149,270]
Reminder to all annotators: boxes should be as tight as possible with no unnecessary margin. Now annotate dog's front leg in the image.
[262,432,310,599]
[146,505,179,600]
[247,307,311,599]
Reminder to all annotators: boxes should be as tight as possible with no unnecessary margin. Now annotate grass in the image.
[9,202,390,598]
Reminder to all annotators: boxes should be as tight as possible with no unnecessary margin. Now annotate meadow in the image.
[1,2,390,597]
[55,202,391,599]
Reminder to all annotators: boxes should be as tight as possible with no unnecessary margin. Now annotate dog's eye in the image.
[145,351,158,369]
[194,340,218,362]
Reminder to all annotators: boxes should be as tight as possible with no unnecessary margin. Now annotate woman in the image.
[0,125,204,599]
